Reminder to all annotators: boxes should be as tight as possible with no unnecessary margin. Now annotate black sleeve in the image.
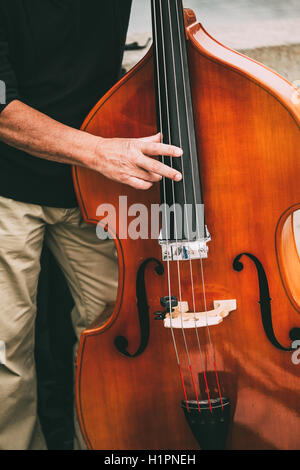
[0,15,19,114]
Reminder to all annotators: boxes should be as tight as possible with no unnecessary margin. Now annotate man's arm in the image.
[0,100,183,190]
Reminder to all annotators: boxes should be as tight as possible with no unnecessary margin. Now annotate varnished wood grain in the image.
[72,15,300,450]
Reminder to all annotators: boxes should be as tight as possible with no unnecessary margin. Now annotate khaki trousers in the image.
[0,196,118,450]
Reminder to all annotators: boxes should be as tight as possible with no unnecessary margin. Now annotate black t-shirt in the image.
[0,0,132,207]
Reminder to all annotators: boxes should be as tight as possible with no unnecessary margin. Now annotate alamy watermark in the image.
[96,196,205,241]
[0,80,6,105]
[292,340,300,365]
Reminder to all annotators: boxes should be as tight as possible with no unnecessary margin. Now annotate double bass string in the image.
[156,0,196,410]
[156,0,197,404]
[175,0,224,410]
[156,0,203,412]
[173,0,213,411]
[171,0,212,406]
[152,0,190,412]
[165,0,205,412]
[157,0,205,412]
[173,0,213,405]
[173,0,224,410]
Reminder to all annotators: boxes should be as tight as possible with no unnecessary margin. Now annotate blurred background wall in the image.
[125,0,300,82]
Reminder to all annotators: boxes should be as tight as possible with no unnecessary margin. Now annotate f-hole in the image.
[114,258,164,357]
[233,252,299,351]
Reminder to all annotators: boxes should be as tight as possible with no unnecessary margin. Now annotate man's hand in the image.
[93,133,183,190]
[0,101,183,190]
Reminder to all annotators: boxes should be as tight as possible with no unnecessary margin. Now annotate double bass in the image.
[73,1,300,450]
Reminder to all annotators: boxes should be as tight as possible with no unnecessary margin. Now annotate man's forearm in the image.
[0,100,99,168]
[0,99,183,190]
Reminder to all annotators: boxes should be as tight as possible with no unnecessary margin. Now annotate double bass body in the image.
[73,7,300,450]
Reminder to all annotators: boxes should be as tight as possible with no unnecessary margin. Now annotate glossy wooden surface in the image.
[73,16,300,450]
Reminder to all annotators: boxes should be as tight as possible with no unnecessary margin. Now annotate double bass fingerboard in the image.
[151,0,205,241]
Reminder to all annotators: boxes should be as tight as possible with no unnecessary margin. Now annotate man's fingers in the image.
[95,135,182,189]
[139,133,162,143]
[131,167,162,183]
[124,176,154,190]
[136,154,182,182]
[137,141,183,181]
[140,141,183,158]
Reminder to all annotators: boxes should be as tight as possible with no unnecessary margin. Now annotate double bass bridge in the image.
[163,299,237,329]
